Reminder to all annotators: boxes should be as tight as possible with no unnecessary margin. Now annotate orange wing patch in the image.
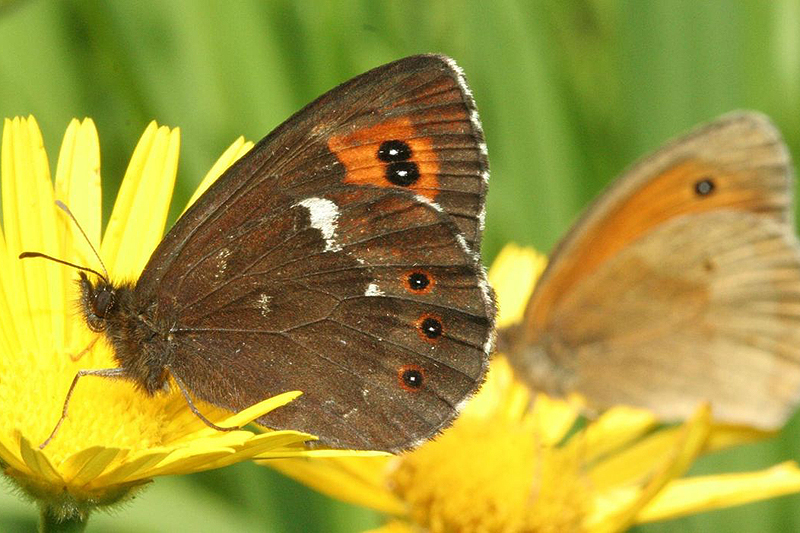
[525,158,772,333]
[328,118,440,201]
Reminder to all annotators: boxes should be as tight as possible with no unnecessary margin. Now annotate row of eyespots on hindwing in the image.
[396,269,442,393]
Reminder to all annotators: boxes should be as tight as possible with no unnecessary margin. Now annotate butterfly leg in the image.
[40,367,127,449]
[69,336,100,362]
[169,370,240,432]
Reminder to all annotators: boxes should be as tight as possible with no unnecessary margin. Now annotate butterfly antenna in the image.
[55,200,109,281]
[18,251,107,281]
[18,200,109,283]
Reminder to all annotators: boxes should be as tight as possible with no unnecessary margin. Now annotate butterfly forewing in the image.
[135,56,487,302]
[522,113,793,336]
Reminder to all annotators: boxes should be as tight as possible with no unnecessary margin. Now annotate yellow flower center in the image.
[389,414,592,532]
[0,344,182,463]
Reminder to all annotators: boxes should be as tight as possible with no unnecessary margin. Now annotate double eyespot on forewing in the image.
[324,55,489,255]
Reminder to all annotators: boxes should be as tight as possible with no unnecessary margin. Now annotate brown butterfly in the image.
[26,55,496,453]
[504,112,800,430]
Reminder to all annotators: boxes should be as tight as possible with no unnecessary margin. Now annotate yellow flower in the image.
[0,116,344,525]
[266,244,800,532]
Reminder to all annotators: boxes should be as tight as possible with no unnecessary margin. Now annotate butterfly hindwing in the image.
[164,185,493,451]
[529,211,800,428]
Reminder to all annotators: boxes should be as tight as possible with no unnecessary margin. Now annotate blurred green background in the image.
[2,0,800,531]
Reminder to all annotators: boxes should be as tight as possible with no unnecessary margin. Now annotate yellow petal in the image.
[704,424,777,453]
[101,122,180,278]
[179,391,302,442]
[581,405,659,464]
[91,451,171,486]
[184,136,253,212]
[637,461,800,523]
[2,116,63,350]
[53,118,102,348]
[54,118,102,262]
[19,436,63,485]
[0,209,19,355]
[62,446,123,486]
[269,456,403,515]
[0,432,28,473]
[487,243,546,328]
[589,405,711,532]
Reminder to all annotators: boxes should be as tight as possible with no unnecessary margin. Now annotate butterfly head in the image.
[78,271,117,332]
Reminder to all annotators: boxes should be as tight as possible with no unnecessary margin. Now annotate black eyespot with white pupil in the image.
[408,271,430,292]
[420,317,443,339]
[386,161,420,187]
[694,178,715,196]
[378,140,420,187]
[378,140,412,162]
[402,368,423,389]
[398,365,425,391]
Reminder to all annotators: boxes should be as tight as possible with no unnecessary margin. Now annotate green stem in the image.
[39,506,88,533]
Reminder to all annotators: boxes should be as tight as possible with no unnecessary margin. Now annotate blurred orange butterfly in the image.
[505,112,800,430]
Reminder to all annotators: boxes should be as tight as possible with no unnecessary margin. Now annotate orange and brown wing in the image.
[137,55,489,298]
[522,112,792,337]
[510,112,800,428]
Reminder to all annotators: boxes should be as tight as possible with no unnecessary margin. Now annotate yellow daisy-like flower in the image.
[267,244,800,532]
[0,116,348,528]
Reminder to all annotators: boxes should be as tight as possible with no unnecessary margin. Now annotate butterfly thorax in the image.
[509,333,578,398]
[78,272,172,395]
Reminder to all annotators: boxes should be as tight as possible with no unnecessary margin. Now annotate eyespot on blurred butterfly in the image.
[22,54,496,453]
[503,112,800,430]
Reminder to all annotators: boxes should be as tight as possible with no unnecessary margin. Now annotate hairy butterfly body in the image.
[56,55,495,453]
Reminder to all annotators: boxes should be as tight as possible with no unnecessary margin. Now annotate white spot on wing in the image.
[414,194,443,213]
[214,248,231,278]
[295,197,342,252]
[256,294,272,317]
[477,268,492,305]
[455,234,470,254]
[365,282,384,297]
[483,323,495,355]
